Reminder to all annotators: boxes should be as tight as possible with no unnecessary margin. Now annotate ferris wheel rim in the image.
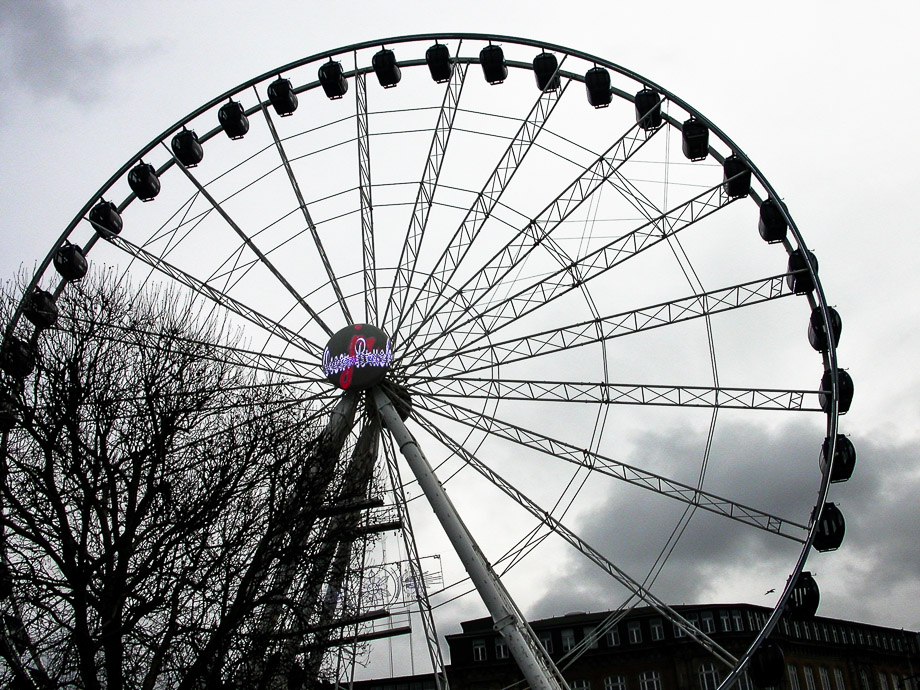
[1,33,848,690]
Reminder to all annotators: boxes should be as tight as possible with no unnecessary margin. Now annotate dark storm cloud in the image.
[527,420,920,629]
[0,2,121,104]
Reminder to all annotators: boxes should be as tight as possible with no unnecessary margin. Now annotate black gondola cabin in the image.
[268,77,298,116]
[820,435,856,483]
[23,288,58,329]
[681,117,708,160]
[808,305,842,351]
[787,249,818,294]
[171,128,204,166]
[533,52,560,91]
[89,200,123,237]
[128,162,160,201]
[1,337,36,379]
[426,43,452,83]
[373,48,401,88]
[319,60,348,99]
[480,45,507,85]
[219,100,249,139]
[722,154,751,198]
[585,67,611,108]
[758,197,787,243]
[53,242,88,281]
[635,88,662,130]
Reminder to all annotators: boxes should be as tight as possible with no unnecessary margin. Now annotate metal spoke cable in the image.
[410,272,796,381]
[415,395,808,539]
[412,409,738,668]
[254,85,353,327]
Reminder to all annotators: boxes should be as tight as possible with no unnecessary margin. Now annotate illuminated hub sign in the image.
[322,323,393,390]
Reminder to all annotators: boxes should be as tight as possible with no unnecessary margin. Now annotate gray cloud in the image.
[526,420,920,631]
[0,3,121,104]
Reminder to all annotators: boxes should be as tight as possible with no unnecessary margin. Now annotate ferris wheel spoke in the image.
[383,61,469,337]
[401,116,662,366]
[413,395,807,542]
[412,410,739,669]
[397,76,571,339]
[163,143,335,338]
[355,72,378,324]
[409,180,736,365]
[254,86,355,326]
[411,377,822,411]
[103,234,324,361]
[255,85,352,326]
[410,273,794,378]
[61,306,321,381]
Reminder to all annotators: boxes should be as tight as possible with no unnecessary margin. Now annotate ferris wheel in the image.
[0,34,855,690]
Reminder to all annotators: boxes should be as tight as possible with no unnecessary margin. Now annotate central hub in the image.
[322,323,393,390]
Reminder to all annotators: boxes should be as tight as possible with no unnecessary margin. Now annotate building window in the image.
[639,671,661,690]
[701,612,716,634]
[562,629,576,652]
[687,614,700,632]
[805,667,817,690]
[788,665,801,690]
[606,675,627,690]
[628,622,642,644]
[879,674,889,690]
[674,621,686,638]
[606,628,621,647]
[651,619,664,641]
[832,627,839,644]
[573,681,591,690]
[495,639,509,660]
[804,624,812,640]
[540,633,554,654]
[793,621,802,638]
[859,670,870,690]
[720,611,732,632]
[819,667,833,690]
[584,627,599,649]
[473,640,487,662]
[699,662,720,690]
[732,610,744,632]
[834,667,847,690]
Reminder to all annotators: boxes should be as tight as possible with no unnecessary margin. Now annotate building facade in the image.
[361,604,918,690]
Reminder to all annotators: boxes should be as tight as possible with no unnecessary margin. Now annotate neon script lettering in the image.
[322,337,393,381]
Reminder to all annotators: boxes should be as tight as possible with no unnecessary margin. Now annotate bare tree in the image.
[0,276,376,690]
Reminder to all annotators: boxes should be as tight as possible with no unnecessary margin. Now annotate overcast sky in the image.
[1,0,918,680]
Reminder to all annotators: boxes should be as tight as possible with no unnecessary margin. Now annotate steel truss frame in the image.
[0,33,845,690]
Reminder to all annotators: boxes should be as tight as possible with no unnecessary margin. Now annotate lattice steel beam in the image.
[107,234,323,364]
[356,72,377,324]
[413,377,820,411]
[254,88,354,328]
[404,116,661,362]
[164,142,335,336]
[415,396,807,541]
[413,274,794,378]
[397,77,571,338]
[384,61,468,337]
[415,411,738,669]
[412,182,738,365]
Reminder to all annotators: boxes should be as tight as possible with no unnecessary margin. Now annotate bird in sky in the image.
[764,588,776,595]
